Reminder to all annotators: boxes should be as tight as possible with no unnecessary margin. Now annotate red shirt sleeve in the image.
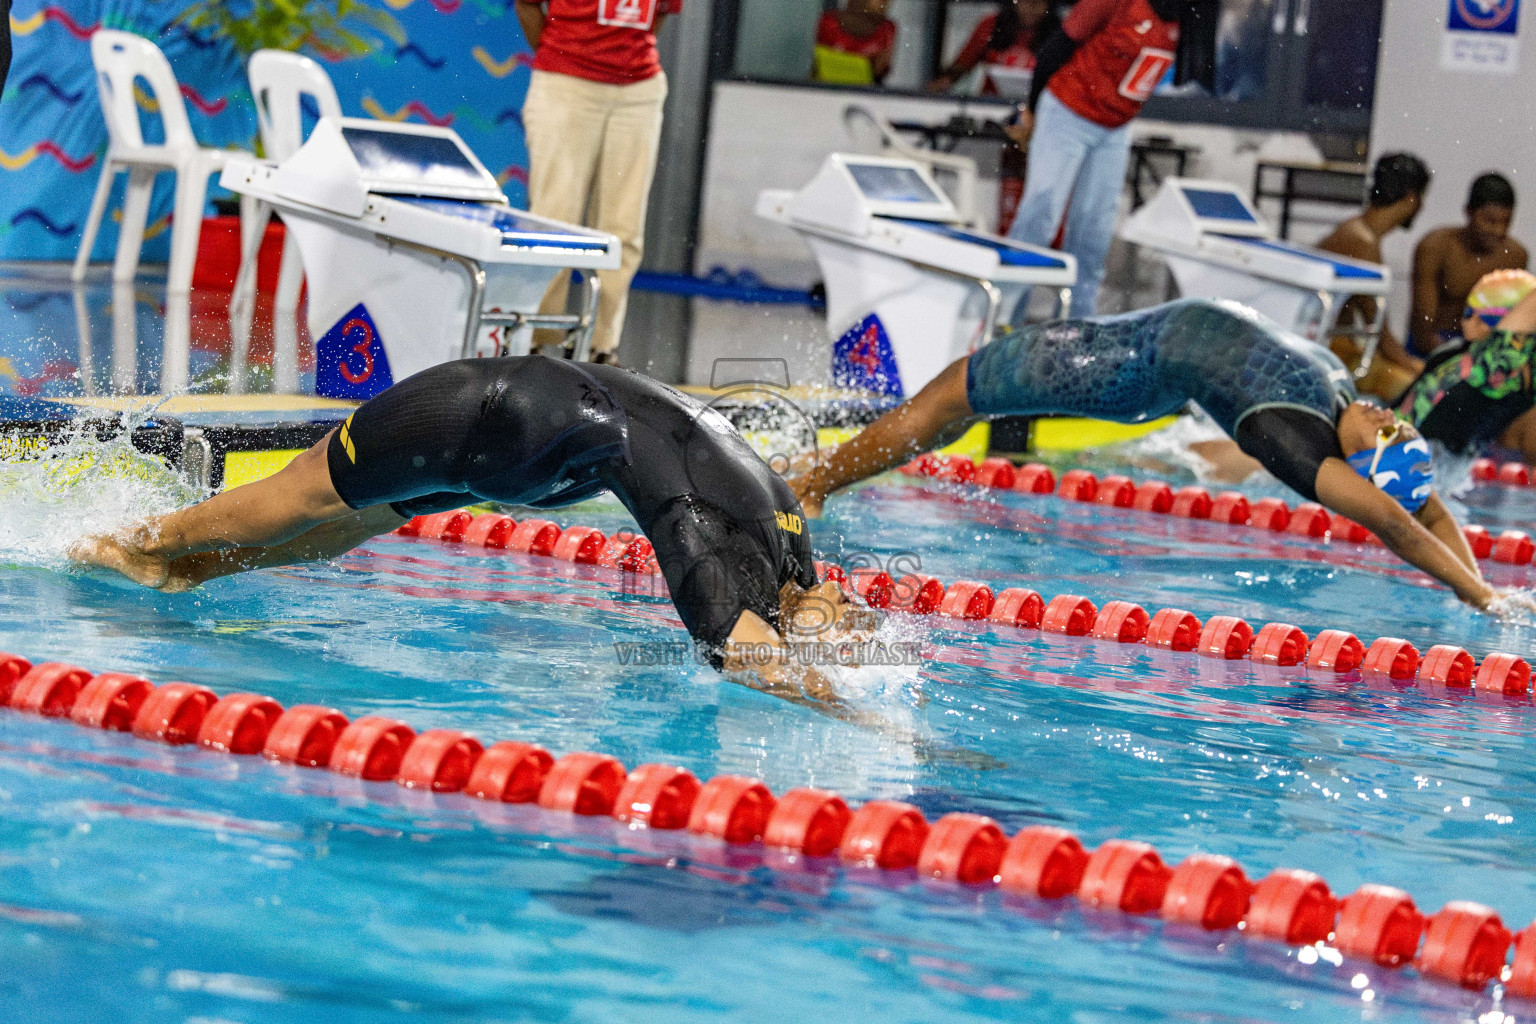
[952,13,997,70]
[816,11,839,46]
[1062,0,1124,41]
[661,0,682,12]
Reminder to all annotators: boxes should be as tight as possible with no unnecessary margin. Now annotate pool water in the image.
[4,424,1536,1024]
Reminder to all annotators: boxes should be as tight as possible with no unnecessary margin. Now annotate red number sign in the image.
[1118,48,1175,102]
[337,318,375,384]
[850,324,883,375]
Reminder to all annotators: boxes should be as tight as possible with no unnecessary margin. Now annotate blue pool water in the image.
[4,433,1536,1023]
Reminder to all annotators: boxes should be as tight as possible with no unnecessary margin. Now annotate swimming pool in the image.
[4,414,1536,1023]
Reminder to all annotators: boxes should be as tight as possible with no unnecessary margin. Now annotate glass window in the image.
[721,0,1382,134]
[1300,0,1384,112]
[1214,0,1278,102]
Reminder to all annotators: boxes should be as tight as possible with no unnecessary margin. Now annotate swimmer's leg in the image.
[1186,439,1264,484]
[70,434,359,588]
[791,356,975,516]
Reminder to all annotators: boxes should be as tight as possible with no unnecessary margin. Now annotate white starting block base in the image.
[759,154,1076,397]
[1122,178,1389,373]
[221,118,620,400]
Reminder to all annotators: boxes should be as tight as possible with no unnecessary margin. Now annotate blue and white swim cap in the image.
[1346,431,1434,513]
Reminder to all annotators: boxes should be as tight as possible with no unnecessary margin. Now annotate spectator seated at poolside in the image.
[814,0,897,85]
[1317,152,1432,402]
[1398,269,1536,464]
[1409,172,1529,358]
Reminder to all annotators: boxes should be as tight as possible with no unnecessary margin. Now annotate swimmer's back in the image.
[327,356,816,663]
[583,364,818,657]
[968,299,1352,434]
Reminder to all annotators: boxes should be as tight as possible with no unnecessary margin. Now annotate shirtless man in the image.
[1410,173,1528,357]
[1317,152,1430,400]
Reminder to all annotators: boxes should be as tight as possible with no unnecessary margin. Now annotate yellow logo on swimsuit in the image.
[775,510,803,535]
[339,414,357,464]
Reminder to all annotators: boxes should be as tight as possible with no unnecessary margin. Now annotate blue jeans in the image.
[1007,90,1132,319]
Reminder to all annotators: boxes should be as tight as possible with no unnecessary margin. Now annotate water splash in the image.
[1488,588,1536,623]
[0,409,202,566]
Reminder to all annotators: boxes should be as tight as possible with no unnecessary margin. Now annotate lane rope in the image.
[901,454,1536,570]
[396,509,1535,697]
[1,643,1532,999]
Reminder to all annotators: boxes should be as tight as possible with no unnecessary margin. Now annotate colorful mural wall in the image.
[0,0,534,262]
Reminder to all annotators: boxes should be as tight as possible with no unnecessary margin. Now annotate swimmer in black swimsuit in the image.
[70,358,872,708]
[793,299,1507,611]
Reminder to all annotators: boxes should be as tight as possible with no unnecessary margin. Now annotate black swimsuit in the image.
[326,357,817,665]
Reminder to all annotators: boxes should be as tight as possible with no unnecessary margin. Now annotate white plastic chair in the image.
[72,30,240,389]
[229,50,342,392]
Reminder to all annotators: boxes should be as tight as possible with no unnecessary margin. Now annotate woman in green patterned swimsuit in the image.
[1400,270,1536,461]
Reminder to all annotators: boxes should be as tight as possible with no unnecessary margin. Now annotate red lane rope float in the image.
[897,457,1536,575]
[4,650,1535,998]
[1473,458,1536,488]
[391,513,1536,701]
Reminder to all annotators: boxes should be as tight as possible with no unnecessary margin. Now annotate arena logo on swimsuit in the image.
[315,304,396,401]
[832,314,903,396]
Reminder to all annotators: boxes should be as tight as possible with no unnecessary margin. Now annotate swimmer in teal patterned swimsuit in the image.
[794,299,1503,610]
[1399,270,1536,463]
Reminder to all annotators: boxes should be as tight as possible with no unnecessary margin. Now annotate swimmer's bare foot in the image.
[67,534,174,589]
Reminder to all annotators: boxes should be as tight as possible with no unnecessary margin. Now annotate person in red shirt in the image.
[515,0,682,364]
[814,0,897,84]
[1004,0,1193,317]
[927,0,1057,98]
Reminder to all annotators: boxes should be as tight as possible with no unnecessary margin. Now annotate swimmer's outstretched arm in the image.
[1314,460,1494,607]
[793,357,974,515]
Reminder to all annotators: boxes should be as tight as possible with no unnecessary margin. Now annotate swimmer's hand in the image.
[1487,588,1536,620]
[66,533,191,592]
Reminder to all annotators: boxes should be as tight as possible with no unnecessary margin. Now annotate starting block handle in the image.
[390,238,601,361]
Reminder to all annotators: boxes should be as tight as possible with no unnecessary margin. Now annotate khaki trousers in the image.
[523,68,668,356]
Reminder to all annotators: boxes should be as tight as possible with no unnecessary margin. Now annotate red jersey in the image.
[816,12,897,60]
[952,13,1041,96]
[1049,0,1178,129]
[533,0,684,85]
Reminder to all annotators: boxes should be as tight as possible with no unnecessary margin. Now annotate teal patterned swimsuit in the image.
[1399,329,1536,451]
[966,298,1355,435]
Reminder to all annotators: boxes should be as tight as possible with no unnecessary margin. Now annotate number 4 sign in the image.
[598,0,658,29]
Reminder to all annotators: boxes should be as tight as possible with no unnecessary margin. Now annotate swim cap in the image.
[1465,269,1536,328]
[1346,433,1434,513]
